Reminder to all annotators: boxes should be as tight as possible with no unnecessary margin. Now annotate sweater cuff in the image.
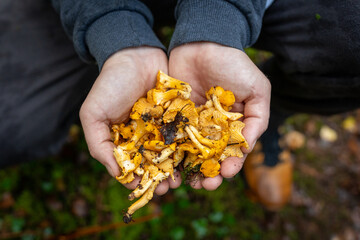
[169,0,258,52]
[86,11,166,69]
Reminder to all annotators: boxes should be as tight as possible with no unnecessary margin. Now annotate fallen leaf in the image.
[298,163,320,178]
[72,197,88,218]
[342,116,357,133]
[0,192,14,209]
[283,130,306,150]
[320,125,337,143]
[347,136,360,160]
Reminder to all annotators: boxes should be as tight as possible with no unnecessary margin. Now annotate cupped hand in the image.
[80,47,181,195]
[169,42,271,190]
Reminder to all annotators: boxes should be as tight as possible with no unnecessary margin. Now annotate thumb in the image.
[80,111,120,177]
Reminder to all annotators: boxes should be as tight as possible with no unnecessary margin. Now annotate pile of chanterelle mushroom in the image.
[110,71,248,223]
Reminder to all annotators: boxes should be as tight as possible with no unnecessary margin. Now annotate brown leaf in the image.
[46,197,63,211]
[72,197,88,218]
[298,163,320,178]
[0,192,14,209]
[283,130,306,150]
[305,120,317,135]
[320,125,338,143]
[347,136,360,161]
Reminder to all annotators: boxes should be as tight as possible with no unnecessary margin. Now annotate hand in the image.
[169,42,271,190]
[80,47,181,195]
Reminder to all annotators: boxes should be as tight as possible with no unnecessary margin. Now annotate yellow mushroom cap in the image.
[130,97,164,121]
[156,70,192,93]
[156,158,174,181]
[183,152,198,168]
[200,158,221,178]
[163,98,199,126]
[212,110,229,130]
[206,86,236,107]
[228,121,249,148]
[151,89,191,106]
[144,122,162,141]
[118,122,134,140]
[219,144,244,161]
[143,140,166,152]
[116,172,135,184]
[177,142,199,154]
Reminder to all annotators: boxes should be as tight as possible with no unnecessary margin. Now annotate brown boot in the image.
[243,142,293,211]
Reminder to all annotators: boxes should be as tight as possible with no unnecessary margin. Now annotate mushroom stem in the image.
[188,125,217,147]
[173,148,185,167]
[184,126,215,159]
[212,95,243,120]
[152,147,175,164]
[188,125,229,155]
[142,150,157,163]
[125,183,156,223]
[145,122,162,140]
[143,140,167,152]
[129,170,151,201]
[125,171,169,219]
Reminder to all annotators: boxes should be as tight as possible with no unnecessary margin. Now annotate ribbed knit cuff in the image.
[169,0,258,52]
[86,11,166,69]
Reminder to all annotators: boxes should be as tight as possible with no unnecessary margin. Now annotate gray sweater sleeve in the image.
[52,0,165,69]
[169,0,267,52]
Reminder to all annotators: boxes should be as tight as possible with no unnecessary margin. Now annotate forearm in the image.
[169,0,267,52]
[51,0,165,69]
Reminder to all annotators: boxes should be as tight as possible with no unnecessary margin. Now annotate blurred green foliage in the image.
[1,109,358,239]
[0,138,270,239]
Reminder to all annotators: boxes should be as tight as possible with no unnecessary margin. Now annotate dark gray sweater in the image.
[52,0,267,69]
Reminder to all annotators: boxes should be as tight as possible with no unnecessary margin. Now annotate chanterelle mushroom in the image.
[109,70,248,223]
[130,97,164,121]
[163,98,199,127]
[206,86,236,107]
[206,86,243,121]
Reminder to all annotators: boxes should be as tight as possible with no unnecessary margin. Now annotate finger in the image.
[242,95,270,154]
[169,171,182,189]
[155,181,169,195]
[242,116,267,154]
[231,102,244,113]
[81,115,121,177]
[123,175,141,190]
[201,175,223,191]
[189,176,202,189]
[221,155,247,178]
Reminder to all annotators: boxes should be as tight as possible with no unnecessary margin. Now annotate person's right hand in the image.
[79,47,182,195]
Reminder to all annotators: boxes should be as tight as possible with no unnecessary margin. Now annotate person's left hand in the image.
[169,42,271,190]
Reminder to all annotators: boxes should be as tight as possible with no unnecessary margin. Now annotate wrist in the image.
[169,0,265,52]
[103,47,168,88]
[170,42,243,68]
[86,10,166,70]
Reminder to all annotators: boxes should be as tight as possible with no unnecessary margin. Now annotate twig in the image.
[51,212,162,240]
[0,230,37,239]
